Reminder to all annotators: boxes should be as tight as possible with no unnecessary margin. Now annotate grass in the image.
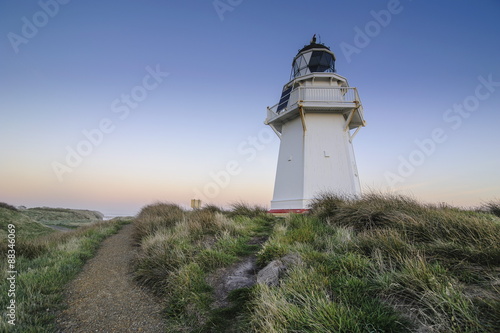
[252,214,407,332]
[134,194,499,332]
[483,200,500,218]
[1,194,495,332]
[21,206,103,228]
[0,205,130,332]
[0,206,54,244]
[0,202,19,211]
[133,202,273,332]
[250,193,499,332]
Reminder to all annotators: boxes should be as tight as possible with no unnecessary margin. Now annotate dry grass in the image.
[132,202,184,243]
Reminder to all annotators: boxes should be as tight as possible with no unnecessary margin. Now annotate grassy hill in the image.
[0,203,54,240]
[133,195,500,333]
[0,201,130,332]
[22,207,103,228]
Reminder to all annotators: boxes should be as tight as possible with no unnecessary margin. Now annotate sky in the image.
[1,0,499,216]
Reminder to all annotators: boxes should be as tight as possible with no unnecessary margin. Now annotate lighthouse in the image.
[266,36,366,214]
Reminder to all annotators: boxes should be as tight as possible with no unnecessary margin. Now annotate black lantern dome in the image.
[291,35,336,79]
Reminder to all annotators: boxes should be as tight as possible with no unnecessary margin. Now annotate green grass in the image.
[0,208,55,257]
[0,212,130,332]
[131,194,500,332]
[133,202,274,332]
[249,193,500,332]
[253,214,408,332]
[21,207,103,228]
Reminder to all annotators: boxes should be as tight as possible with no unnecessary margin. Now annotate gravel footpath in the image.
[56,223,166,332]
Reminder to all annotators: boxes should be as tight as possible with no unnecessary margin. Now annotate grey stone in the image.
[224,257,257,291]
[256,253,302,287]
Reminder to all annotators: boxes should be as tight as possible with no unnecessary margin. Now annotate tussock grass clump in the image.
[133,201,268,331]
[200,204,226,214]
[249,192,500,332]
[308,192,350,220]
[133,202,184,242]
[133,195,499,332]
[134,208,244,291]
[309,192,500,265]
[483,200,500,217]
[386,254,481,332]
[228,201,268,218]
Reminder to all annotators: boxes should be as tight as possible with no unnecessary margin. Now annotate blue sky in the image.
[1,0,499,215]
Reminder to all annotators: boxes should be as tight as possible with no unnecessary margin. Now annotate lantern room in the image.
[291,35,336,79]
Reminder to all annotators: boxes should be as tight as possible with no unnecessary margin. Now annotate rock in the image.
[224,257,257,292]
[208,256,258,309]
[256,260,285,287]
[256,253,302,287]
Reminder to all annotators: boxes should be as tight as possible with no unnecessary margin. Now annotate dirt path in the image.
[56,223,166,332]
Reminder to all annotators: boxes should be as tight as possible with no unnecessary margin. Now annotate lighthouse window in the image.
[292,54,309,78]
[308,51,335,73]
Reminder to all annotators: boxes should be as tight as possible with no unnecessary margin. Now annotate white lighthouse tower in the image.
[266,36,366,214]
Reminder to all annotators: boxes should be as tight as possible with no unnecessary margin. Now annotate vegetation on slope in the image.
[135,195,500,333]
[133,202,272,332]
[253,193,500,332]
[22,207,104,228]
[483,200,500,218]
[0,206,54,241]
[0,203,130,332]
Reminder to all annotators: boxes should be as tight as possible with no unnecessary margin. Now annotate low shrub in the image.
[0,202,18,211]
[228,202,267,218]
[308,192,348,220]
[483,200,500,218]
[133,202,184,242]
